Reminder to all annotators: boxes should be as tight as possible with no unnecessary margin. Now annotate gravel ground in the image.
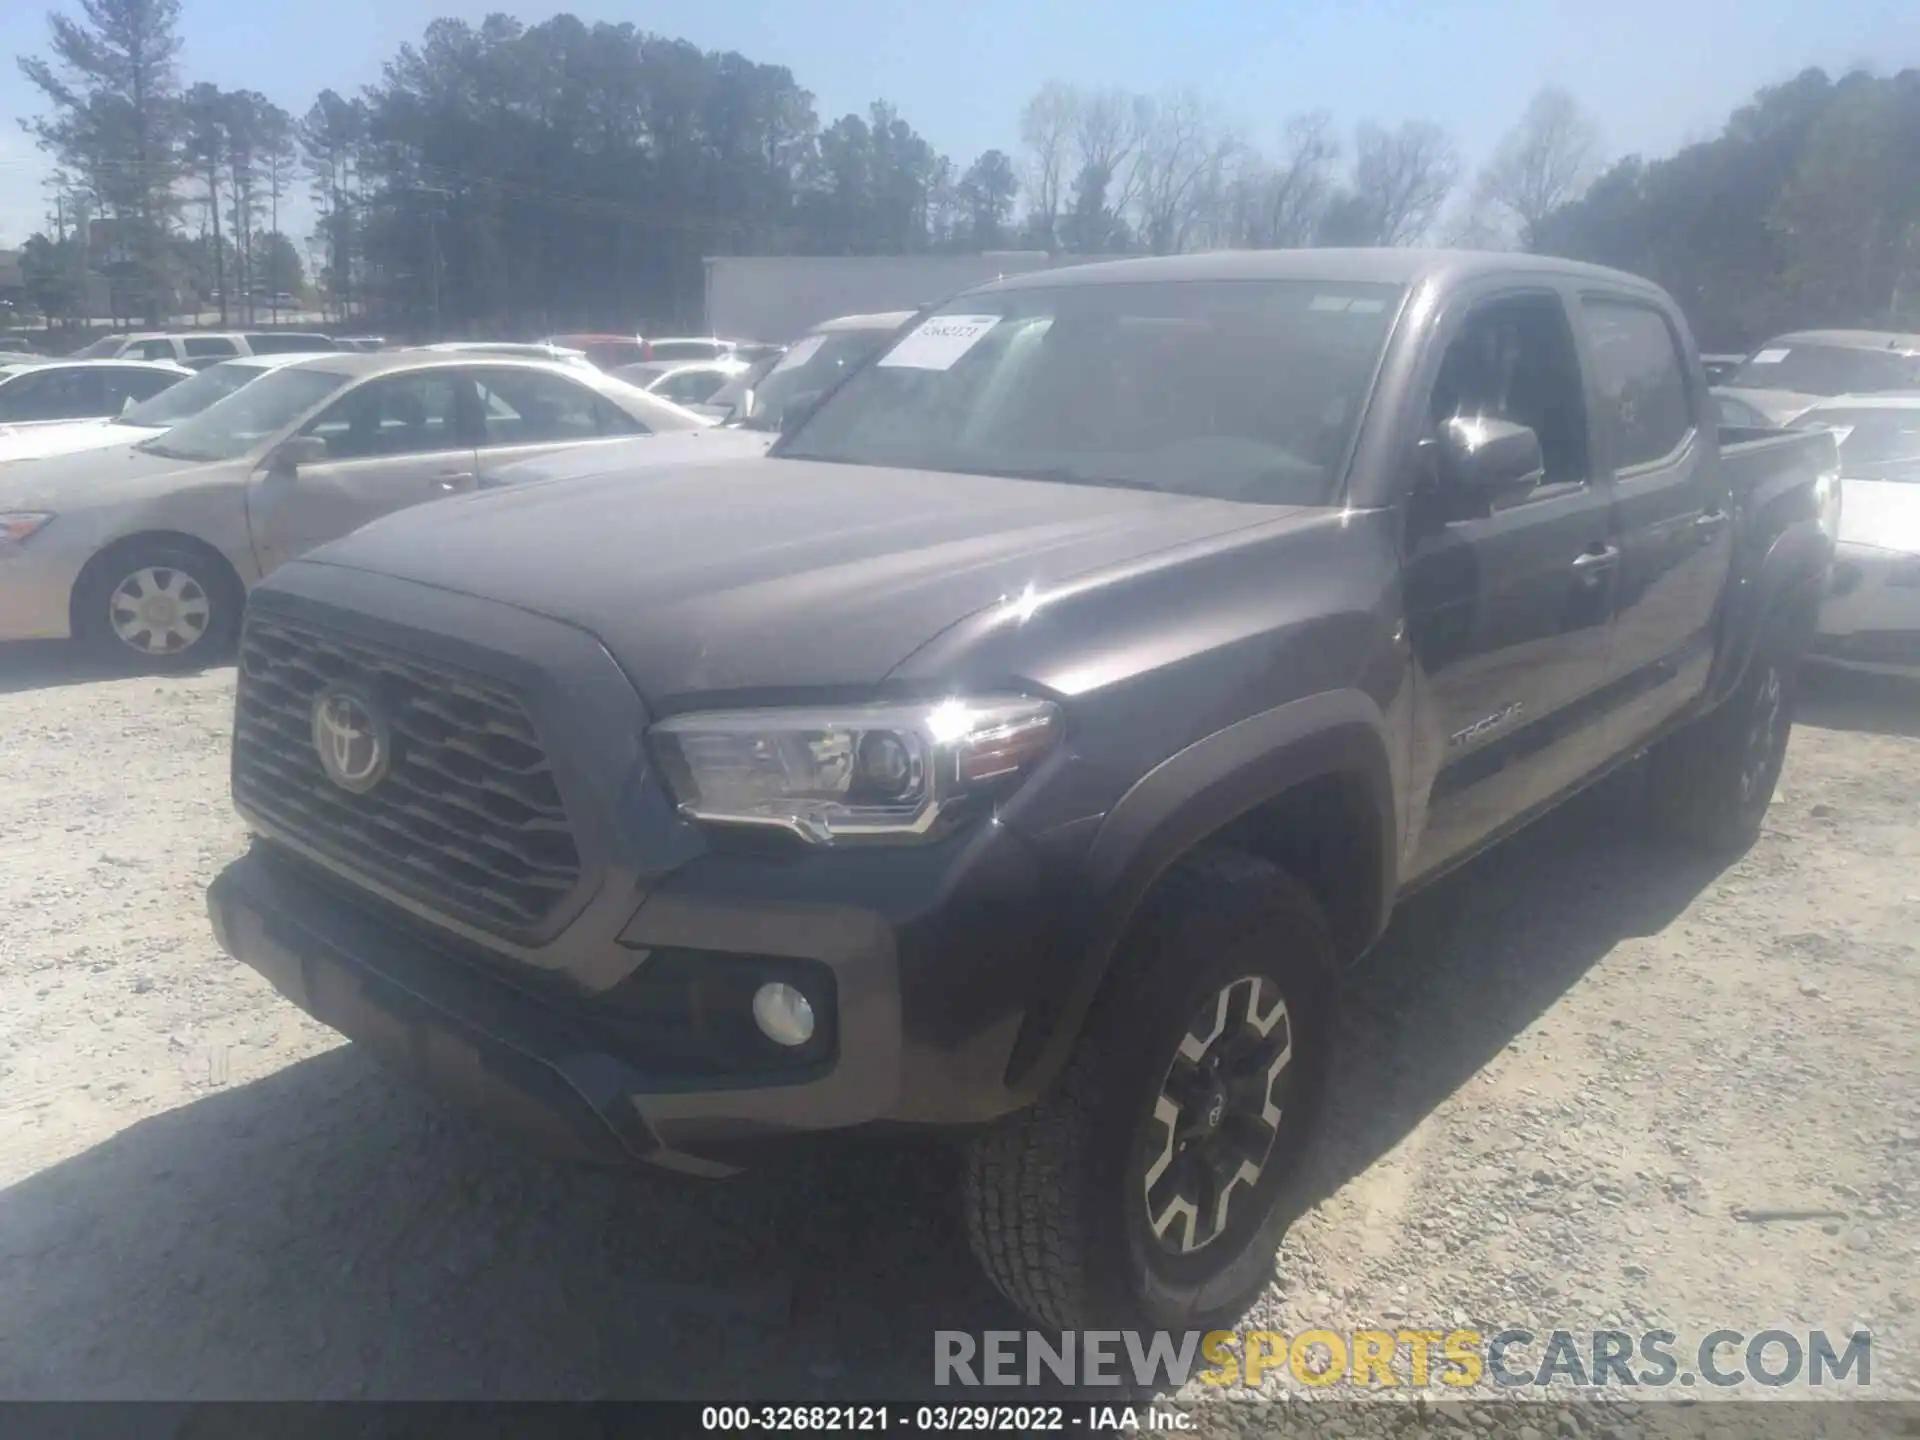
[1,641,1916,1413]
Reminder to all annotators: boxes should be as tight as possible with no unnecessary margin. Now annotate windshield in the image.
[735,330,899,429]
[138,365,351,462]
[779,279,1403,504]
[1797,408,1920,480]
[116,359,271,428]
[73,335,126,359]
[1729,342,1920,396]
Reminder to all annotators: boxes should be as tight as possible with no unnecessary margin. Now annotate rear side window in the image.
[647,340,725,362]
[1581,298,1695,469]
[184,336,240,359]
[246,332,336,355]
[471,367,644,445]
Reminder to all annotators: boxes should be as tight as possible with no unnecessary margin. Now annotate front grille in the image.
[234,613,582,934]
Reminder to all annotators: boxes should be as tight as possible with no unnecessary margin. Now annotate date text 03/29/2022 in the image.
[700,1405,1189,1432]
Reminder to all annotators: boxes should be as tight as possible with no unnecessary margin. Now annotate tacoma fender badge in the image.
[1449,701,1524,749]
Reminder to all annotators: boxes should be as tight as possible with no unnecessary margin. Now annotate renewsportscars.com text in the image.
[933,1328,1872,1391]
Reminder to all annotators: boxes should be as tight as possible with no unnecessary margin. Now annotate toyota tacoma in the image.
[209,250,1838,1332]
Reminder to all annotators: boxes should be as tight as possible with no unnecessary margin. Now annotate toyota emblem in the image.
[311,685,392,793]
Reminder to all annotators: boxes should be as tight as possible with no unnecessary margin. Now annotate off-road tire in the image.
[73,539,241,674]
[963,849,1334,1331]
[1644,630,1799,854]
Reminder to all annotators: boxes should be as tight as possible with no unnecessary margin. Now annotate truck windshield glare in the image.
[779,279,1403,506]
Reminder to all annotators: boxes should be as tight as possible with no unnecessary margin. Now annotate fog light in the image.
[751,981,816,1046]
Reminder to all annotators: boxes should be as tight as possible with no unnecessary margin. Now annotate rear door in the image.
[248,369,477,573]
[1403,286,1622,877]
[465,365,650,483]
[1577,294,1731,750]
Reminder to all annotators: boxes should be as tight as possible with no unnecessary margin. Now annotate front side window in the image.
[102,366,185,410]
[299,371,465,460]
[781,280,1403,505]
[132,338,179,361]
[184,336,240,359]
[1430,293,1590,486]
[118,360,271,428]
[139,366,352,462]
[472,367,639,445]
[1581,299,1695,469]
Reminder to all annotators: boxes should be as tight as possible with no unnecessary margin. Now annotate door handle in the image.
[1571,543,1620,576]
[436,472,476,493]
[1695,510,1729,539]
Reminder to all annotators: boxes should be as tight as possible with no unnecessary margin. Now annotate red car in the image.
[542,332,651,367]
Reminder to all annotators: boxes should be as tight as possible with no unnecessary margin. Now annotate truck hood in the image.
[1839,477,1920,553]
[302,457,1296,701]
[0,442,217,510]
[1716,387,1824,424]
[0,419,163,464]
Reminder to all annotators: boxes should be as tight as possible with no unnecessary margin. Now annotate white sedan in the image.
[0,352,710,670]
[0,359,190,429]
[1793,393,1920,677]
[0,352,332,465]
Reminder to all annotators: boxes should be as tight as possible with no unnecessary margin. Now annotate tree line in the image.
[13,0,1920,349]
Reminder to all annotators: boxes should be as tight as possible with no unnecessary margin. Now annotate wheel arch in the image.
[1005,689,1399,1096]
[69,528,249,638]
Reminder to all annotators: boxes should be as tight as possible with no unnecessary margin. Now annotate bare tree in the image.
[1233,110,1339,248]
[1475,86,1601,244]
[1129,89,1239,254]
[1336,119,1462,246]
[1017,80,1076,246]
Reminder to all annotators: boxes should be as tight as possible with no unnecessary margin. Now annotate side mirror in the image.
[1434,416,1544,508]
[268,434,329,475]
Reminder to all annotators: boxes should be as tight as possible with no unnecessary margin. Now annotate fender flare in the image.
[1004,688,1399,1094]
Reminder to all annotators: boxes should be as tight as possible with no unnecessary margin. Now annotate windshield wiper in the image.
[953,463,1172,493]
[136,441,197,460]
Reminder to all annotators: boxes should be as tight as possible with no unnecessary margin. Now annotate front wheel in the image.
[73,541,239,673]
[963,850,1333,1331]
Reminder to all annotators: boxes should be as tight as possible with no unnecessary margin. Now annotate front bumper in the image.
[212,812,1075,1173]
[0,544,82,642]
[1813,544,1920,677]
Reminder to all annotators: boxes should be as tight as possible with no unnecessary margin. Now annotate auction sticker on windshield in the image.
[768,334,826,373]
[879,315,1000,370]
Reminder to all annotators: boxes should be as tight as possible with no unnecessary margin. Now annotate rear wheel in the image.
[1645,633,1798,853]
[74,541,239,673]
[963,850,1333,1330]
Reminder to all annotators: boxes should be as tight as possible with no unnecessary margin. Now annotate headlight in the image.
[0,512,53,548]
[652,695,1061,843]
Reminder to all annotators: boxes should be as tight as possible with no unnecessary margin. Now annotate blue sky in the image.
[2,0,1916,248]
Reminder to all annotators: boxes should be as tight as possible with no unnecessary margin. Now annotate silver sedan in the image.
[0,352,708,670]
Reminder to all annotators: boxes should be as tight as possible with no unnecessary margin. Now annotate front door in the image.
[1576,295,1733,750]
[248,369,476,574]
[465,365,650,484]
[1403,288,1621,879]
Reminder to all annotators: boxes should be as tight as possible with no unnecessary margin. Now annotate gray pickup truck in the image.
[208,250,1837,1334]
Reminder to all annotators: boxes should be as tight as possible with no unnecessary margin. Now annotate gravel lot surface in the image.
[1,641,1916,1415]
